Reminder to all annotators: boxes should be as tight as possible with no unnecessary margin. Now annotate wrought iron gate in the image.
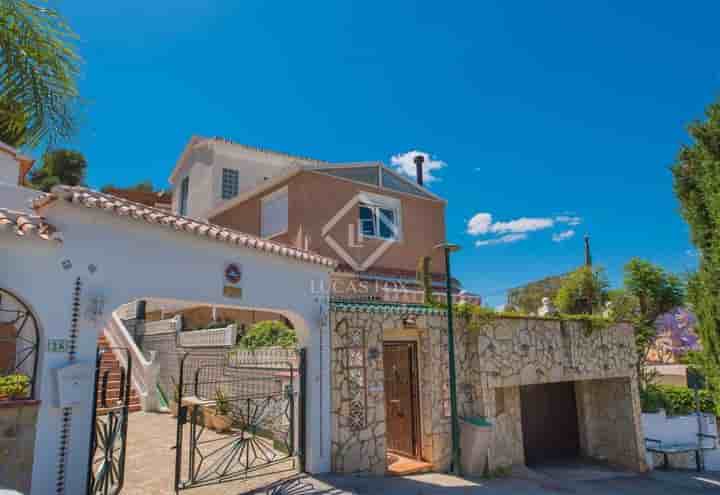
[174,349,306,491]
[87,348,132,495]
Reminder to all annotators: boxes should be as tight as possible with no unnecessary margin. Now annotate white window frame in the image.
[221,168,240,200]
[261,186,289,239]
[357,192,402,242]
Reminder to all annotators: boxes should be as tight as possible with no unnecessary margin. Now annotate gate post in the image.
[298,348,307,473]
[85,349,103,495]
[174,352,189,492]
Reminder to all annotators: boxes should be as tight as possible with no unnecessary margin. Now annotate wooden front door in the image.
[520,382,580,465]
[383,342,419,458]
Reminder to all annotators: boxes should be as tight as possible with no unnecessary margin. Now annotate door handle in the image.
[389,399,400,404]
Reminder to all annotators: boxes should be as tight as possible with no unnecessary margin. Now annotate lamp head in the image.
[434,242,461,253]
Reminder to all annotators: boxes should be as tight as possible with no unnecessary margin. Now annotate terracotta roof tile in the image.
[0,209,61,243]
[33,186,337,268]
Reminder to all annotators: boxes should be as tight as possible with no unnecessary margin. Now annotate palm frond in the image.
[0,0,82,147]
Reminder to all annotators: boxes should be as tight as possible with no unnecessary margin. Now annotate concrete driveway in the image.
[245,469,720,495]
[123,413,720,494]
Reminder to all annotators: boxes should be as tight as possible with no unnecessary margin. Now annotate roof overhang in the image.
[34,186,337,269]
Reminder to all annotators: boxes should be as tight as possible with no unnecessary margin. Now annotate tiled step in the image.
[95,330,142,413]
[386,454,433,476]
[96,404,142,415]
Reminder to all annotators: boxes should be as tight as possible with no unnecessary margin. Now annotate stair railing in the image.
[103,310,161,411]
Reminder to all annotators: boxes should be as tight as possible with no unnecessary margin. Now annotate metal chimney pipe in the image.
[414,154,425,186]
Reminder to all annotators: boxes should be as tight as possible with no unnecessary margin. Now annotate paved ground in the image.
[123,412,299,495]
[122,412,720,495]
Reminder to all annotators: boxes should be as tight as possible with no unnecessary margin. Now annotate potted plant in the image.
[211,389,232,433]
[169,378,180,417]
[0,374,30,400]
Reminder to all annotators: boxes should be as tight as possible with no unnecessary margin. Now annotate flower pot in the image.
[212,414,232,433]
[203,406,217,429]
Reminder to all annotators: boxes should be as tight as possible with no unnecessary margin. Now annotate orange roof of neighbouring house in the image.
[0,208,61,242]
[33,186,337,268]
[101,188,172,209]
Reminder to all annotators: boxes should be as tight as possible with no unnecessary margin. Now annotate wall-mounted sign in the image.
[223,262,243,299]
[48,339,70,353]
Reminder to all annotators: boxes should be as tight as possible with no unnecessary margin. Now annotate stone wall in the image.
[329,307,478,474]
[329,306,646,475]
[575,378,647,471]
[474,317,636,387]
[330,312,386,474]
[0,401,39,493]
[473,317,646,472]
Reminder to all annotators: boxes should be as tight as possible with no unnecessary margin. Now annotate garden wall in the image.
[329,306,647,474]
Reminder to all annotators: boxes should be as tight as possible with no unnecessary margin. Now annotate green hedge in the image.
[641,384,716,416]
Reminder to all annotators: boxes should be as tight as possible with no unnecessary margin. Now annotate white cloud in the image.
[467,213,493,235]
[552,229,575,242]
[390,150,446,184]
[489,217,554,234]
[555,215,582,226]
[468,212,582,247]
[467,213,554,236]
[475,233,528,247]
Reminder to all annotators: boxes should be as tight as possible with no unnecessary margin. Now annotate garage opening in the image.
[520,382,580,466]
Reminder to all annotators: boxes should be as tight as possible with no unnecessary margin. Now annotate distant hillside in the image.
[506,273,569,313]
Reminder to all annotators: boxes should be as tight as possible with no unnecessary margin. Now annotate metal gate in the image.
[174,348,306,491]
[87,348,133,495]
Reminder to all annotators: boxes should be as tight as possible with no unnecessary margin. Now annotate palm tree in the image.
[0,0,81,147]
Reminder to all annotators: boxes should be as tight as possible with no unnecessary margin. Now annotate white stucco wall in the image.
[171,141,321,220]
[0,183,43,213]
[1,198,333,494]
[170,148,215,220]
[0,151,21,185]
[209,145,295,212]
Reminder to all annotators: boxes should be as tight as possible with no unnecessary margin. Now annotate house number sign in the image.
[48,339,71,353]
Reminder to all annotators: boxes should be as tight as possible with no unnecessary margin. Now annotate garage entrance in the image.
[520,382,580,465]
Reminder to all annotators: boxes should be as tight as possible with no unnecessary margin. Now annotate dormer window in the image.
[222,168,239,199]
[359,203,399,240]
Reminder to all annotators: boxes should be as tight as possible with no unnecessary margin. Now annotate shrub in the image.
[239,320,296,350]
[640,384,716,416]
[554,266,609,314]
[0,374,30,399]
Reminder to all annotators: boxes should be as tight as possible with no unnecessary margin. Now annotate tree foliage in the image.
[29,148,86,191]
[622,258,684,388]
[0,0,81,147]
[672,97,720,373]
[239,320,297,350]
[554,266,609,315]
[101,180,157,194]
[507,273,568,313]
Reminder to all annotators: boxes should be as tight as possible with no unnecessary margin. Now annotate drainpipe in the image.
[435,242,462,476]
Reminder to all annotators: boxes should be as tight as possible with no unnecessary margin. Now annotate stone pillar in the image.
[574,378,648,472]
[0,401,39,493]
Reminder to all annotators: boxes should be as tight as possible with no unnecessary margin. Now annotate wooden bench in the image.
[645,434,717,472]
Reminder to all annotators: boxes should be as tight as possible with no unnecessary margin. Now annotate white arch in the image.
[2,199,333,495]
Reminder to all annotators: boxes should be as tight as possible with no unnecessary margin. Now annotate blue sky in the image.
[55,1,719,307]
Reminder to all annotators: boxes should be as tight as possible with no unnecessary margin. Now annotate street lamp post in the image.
[435,242,462,476]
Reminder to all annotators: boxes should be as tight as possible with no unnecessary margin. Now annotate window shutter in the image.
[261,188,288,238]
